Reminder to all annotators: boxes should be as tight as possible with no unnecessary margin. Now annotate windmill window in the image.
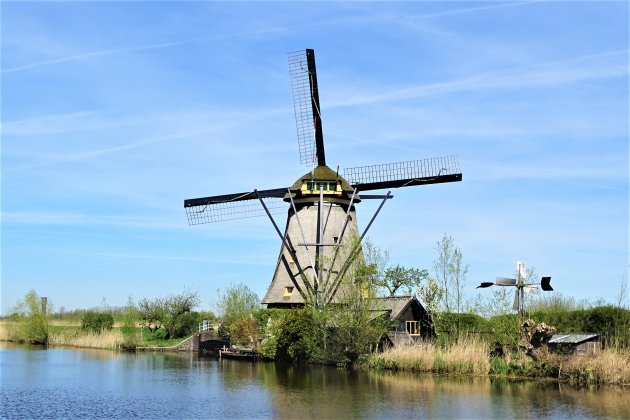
[333,236,339,243]
[406,321,419,336]
[284,287,294,297]
[306,181,336,192]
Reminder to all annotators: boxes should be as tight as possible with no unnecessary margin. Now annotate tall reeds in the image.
[368,335,490,375]
[556,350,630,385]
[48,328,125,349]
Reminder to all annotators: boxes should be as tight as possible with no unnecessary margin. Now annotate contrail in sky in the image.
[419,0,544,18]
[2,38,201,74]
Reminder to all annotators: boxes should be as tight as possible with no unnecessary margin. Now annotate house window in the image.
[284,287,294,297]
[406,321,419,336]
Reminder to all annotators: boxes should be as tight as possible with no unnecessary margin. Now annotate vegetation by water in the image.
[368,335,491,374]
[3,235,629,387]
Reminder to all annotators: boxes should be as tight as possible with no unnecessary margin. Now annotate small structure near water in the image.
[549,334,600,356]
[370,295,431,346]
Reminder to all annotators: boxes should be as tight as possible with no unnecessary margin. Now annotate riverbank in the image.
[3,320,629,386]
[366,337,630,386]
[0,320,187,351]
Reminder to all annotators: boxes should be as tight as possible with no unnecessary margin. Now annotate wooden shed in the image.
[548,333,601,356]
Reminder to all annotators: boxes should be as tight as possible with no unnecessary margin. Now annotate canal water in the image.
[1,342,628,419]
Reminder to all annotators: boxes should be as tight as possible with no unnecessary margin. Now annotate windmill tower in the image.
[184,49,463,308]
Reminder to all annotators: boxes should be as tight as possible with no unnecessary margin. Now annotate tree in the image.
[216,283,261,326]
[137,290,200,338]
[81,312,114,333]
[162,290,200,339]
[375,265,430,296]
[8,290,49,344]
[433,234,469,314]
[215,283,261,343]
[137,297,166,333]
[417,276,444,335]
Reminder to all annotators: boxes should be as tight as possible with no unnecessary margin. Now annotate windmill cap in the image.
[286,165,361,201]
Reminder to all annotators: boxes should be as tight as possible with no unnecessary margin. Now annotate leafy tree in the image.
[216,283,261,326]
[375,265,430,296]
[162,290,200,339]
[137,297,166,333]
[8,290,49,344]
[137,290,200,339]
[275,308,321,363]
[81,311,114,333]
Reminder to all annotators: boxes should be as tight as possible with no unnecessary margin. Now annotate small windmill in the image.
[184,49,463,308]
[477,261,553,316]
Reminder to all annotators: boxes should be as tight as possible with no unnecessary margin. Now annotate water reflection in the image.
[2,342,628,419]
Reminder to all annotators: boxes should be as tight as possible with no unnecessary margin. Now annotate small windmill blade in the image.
[184,188,289,225]
[476,282,495,289]
[343,156,462,192]
[496,277,517,286]
[288,49,325,167]
[541,276,553,291]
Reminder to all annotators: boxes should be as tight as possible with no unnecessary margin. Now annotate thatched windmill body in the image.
[185,49,463,308]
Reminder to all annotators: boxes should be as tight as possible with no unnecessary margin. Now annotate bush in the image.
[438,312,490,337]
[229,316,259,346]
[487,314,520,347]
[258,336,277,359]
[81,312,114,334]
[167,311,198,338]
[275,309,321,363]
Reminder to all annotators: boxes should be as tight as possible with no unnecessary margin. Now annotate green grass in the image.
[139,329,190,347]
[45,324,190,348]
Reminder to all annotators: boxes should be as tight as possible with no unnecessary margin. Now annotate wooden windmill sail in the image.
[184,49,463,308]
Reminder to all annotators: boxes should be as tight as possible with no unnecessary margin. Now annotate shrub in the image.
[487,314,520,347]
[81,312,114,334]
[275,308,321,363]
[229,315,259,346]
[258,336,277,359]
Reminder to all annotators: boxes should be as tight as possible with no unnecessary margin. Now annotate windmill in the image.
[184,49,463,309]
[477,261,553,316]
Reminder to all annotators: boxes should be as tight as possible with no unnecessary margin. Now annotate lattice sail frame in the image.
[288,50,318,167]
[185,198,287,225]
[343,155,461,186]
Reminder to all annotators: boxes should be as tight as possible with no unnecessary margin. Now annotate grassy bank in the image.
[367,336,630,385]
[1,321,189,350]
[368,336,490,375]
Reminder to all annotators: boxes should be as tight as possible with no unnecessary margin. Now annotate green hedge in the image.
[81,312,114,334]
[530,305,630,348]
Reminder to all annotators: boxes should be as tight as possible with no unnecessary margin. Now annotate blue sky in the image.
[2,1,628,313]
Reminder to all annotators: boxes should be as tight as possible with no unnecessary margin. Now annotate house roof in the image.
[549,334,598,344]
[369,295,420,320]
